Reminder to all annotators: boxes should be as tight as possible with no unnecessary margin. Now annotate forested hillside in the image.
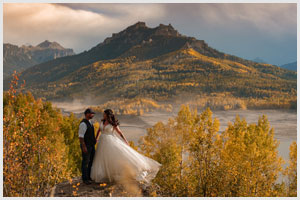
[4,22,296,111]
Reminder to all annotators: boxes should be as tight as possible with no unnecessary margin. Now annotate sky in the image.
[3,3,297,66]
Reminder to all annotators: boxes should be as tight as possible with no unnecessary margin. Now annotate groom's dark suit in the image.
[80,118,96,182]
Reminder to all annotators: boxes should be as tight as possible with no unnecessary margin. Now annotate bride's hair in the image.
[102,109,120,127]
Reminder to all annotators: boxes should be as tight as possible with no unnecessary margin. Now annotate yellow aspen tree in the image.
[187,107,221,197]
[284,141,297,197]
[218,115,284,196]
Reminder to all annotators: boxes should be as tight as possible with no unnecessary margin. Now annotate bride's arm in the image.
[114,126,129,145]
[96,126,101,141]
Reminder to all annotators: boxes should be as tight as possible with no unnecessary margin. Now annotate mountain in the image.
[3,40,75,79]
[5,22,296,107]
[252,57,267,64]
[280,61,297,71]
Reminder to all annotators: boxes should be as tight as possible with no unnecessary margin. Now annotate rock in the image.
[48,176,161,197]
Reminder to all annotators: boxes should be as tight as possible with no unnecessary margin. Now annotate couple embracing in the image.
[78,108,161,185]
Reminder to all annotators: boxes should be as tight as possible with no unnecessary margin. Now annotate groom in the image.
[78,108,97,185]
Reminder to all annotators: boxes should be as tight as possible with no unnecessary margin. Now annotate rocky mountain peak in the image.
[3,40,75,79]
[102,22,151,45]
[153,23,181,37]
[37,40,65,50]
[101,22,183,46]
[37,40,51,47]
[128,21,147,29]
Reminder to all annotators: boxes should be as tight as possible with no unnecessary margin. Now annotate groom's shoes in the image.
[83,180,92,185]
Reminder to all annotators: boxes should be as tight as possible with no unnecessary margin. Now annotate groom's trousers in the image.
[81,143,95,181]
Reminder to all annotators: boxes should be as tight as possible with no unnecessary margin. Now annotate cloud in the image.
[162,3,296,37]
[3,3,166,53]
[58,3,164,20]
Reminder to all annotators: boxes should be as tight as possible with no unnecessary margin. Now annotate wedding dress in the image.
[90,122,161,184]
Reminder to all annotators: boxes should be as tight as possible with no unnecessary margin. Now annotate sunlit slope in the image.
[7,22,295,104]
[24,47,295,103]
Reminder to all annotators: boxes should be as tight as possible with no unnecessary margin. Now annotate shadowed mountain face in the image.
[5,22,296,103]
[3,40,75,79]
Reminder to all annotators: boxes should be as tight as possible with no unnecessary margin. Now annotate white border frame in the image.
[0,1,298,199]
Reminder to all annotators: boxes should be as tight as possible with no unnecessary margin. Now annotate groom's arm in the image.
[78,122,88,153]
[79,138,87,153]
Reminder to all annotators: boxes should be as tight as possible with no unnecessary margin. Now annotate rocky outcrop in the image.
[48,176,161,197]
[153,23,181,37]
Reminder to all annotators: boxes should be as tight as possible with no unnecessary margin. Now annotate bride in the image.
[90,109,161,184]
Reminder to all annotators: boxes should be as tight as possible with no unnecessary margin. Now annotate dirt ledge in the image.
[48,176,161,197]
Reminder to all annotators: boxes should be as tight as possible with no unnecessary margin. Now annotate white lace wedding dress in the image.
[90,122,161,184]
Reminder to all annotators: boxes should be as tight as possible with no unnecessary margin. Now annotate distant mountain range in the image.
[252,58,297,72]
[252,57,267,64]
[280,61,297,71]
[4,22,296,106]
[3,40,75,78]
